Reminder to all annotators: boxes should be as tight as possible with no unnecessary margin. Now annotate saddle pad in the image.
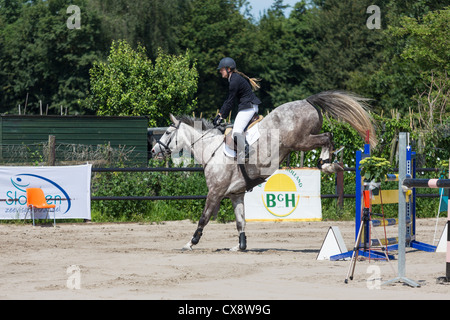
[223,124,261,158]
[246,123,260,145]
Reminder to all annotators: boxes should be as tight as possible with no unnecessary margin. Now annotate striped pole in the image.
[400,158,450,283]
[445,202,450,282]
[447,198,450,282]
[403,179,450,189]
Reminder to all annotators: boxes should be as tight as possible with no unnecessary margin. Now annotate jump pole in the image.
[437,159,450,283]
[401,161,450,283]
[440,170,450,283]
[383,132,420,287]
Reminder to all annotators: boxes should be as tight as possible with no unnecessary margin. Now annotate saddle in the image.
[224,113,264,138]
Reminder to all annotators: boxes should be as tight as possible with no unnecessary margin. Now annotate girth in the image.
[238,164,266,192]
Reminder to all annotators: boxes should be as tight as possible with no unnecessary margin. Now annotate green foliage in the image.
[359,156,392,183]
[1,0,449,223]
[252,1,315,108]
[0,0,103,114]
[91,171,156,222]
[284,110,449,221]
[352,3,450,113]
[1,0,448,120]
[87,0,185,59]
[439,160,449,170]
[305,0,385,94]
[87,40,198,126]
[91,163,235,223]
[178,0,259,117]
[388,7,450,73]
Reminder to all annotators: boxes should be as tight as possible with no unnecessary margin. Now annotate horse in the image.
[151,91,377,251]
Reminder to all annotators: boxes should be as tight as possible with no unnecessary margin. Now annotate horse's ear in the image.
[170,114,179,126]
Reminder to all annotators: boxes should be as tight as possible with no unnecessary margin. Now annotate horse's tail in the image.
[306,90,377,148]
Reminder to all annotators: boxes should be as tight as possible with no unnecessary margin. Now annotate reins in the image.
[190,127,224,167]
[190,127,217,148]
[156,122,222,165]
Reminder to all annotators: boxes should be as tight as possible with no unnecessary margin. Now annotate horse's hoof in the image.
[332,163,344,172]
[230,245,240,252]
[182,241,193,251]
[321,163,343,174]
[239,232,247,250]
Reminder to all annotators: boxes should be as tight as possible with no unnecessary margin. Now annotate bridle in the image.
[155,121,222,162]
[155,123,180,156]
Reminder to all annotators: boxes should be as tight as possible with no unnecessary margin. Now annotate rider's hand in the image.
[213,114,223,127]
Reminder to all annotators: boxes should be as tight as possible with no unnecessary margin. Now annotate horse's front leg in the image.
[182,194,221,250]
[229,193,247,251]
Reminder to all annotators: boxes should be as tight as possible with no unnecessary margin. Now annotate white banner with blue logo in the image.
[244,168,321,221]
[0,164,91,220]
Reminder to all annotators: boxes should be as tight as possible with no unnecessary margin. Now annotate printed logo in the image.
[7,173,71,214]
[261,172,301,217]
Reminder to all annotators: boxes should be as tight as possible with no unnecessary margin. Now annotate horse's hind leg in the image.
[229,193,247,251]
[315,133,344,174]
[182,195,221,250]
[302,132,343,174]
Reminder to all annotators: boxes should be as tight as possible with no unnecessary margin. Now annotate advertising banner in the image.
[244,168,321,221]
[0,165,91,220]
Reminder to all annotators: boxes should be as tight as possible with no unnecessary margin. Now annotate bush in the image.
[90,163,235,223]
[87,40,198,127]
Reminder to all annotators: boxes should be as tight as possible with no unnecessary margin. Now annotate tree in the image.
[88,0,187,59]
[254,1,316,107]
[303,0,385,95]
[87,40,198,127]
[178,0,259,117]
[349,3,449,114]
[391,8,449,150]
[0,0,22,24]
[389,7,449,75]
[0,0,104,114]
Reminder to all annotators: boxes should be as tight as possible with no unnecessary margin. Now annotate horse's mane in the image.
[177,115,219,133]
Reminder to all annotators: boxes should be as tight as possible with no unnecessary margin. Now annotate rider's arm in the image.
[219,75,238,119]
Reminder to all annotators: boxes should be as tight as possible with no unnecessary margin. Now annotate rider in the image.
[213,57,261,162]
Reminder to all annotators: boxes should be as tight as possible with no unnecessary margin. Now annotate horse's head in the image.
[151,114,181,159]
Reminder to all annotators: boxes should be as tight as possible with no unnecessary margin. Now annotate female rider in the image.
[213,57,261,162]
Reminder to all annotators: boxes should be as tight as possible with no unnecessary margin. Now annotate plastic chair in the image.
[25,188,56,227]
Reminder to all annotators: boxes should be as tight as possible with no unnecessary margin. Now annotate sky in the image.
[246,0,299,19]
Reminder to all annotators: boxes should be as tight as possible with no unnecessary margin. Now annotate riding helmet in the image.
[217,57,236,70]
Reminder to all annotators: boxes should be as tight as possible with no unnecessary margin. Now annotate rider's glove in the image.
[213,114,223,127]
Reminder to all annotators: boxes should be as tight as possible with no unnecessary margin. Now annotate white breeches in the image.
[232,104,259,137]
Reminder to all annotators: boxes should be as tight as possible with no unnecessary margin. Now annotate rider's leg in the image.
[232,105,258,163]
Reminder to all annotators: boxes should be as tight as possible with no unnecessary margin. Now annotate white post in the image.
[383,132,420,287]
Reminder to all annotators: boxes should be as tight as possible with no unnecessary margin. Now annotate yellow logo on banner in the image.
[262,173,300,217]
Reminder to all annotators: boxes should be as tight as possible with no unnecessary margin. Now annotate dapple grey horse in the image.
[151,91,377,251]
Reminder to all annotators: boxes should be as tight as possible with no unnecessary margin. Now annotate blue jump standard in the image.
[330,142,437,261]
[330,238,435,261]
[330,249,394,261]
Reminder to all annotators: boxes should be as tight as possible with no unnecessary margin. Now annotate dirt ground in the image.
[0,218,449,300]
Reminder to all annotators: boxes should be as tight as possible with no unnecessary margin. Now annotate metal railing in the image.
[90,167,442,201]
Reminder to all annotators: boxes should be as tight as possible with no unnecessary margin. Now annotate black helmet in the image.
[217,57,236,70]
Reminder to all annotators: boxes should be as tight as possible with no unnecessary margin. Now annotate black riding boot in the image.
[234,133,249,164]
